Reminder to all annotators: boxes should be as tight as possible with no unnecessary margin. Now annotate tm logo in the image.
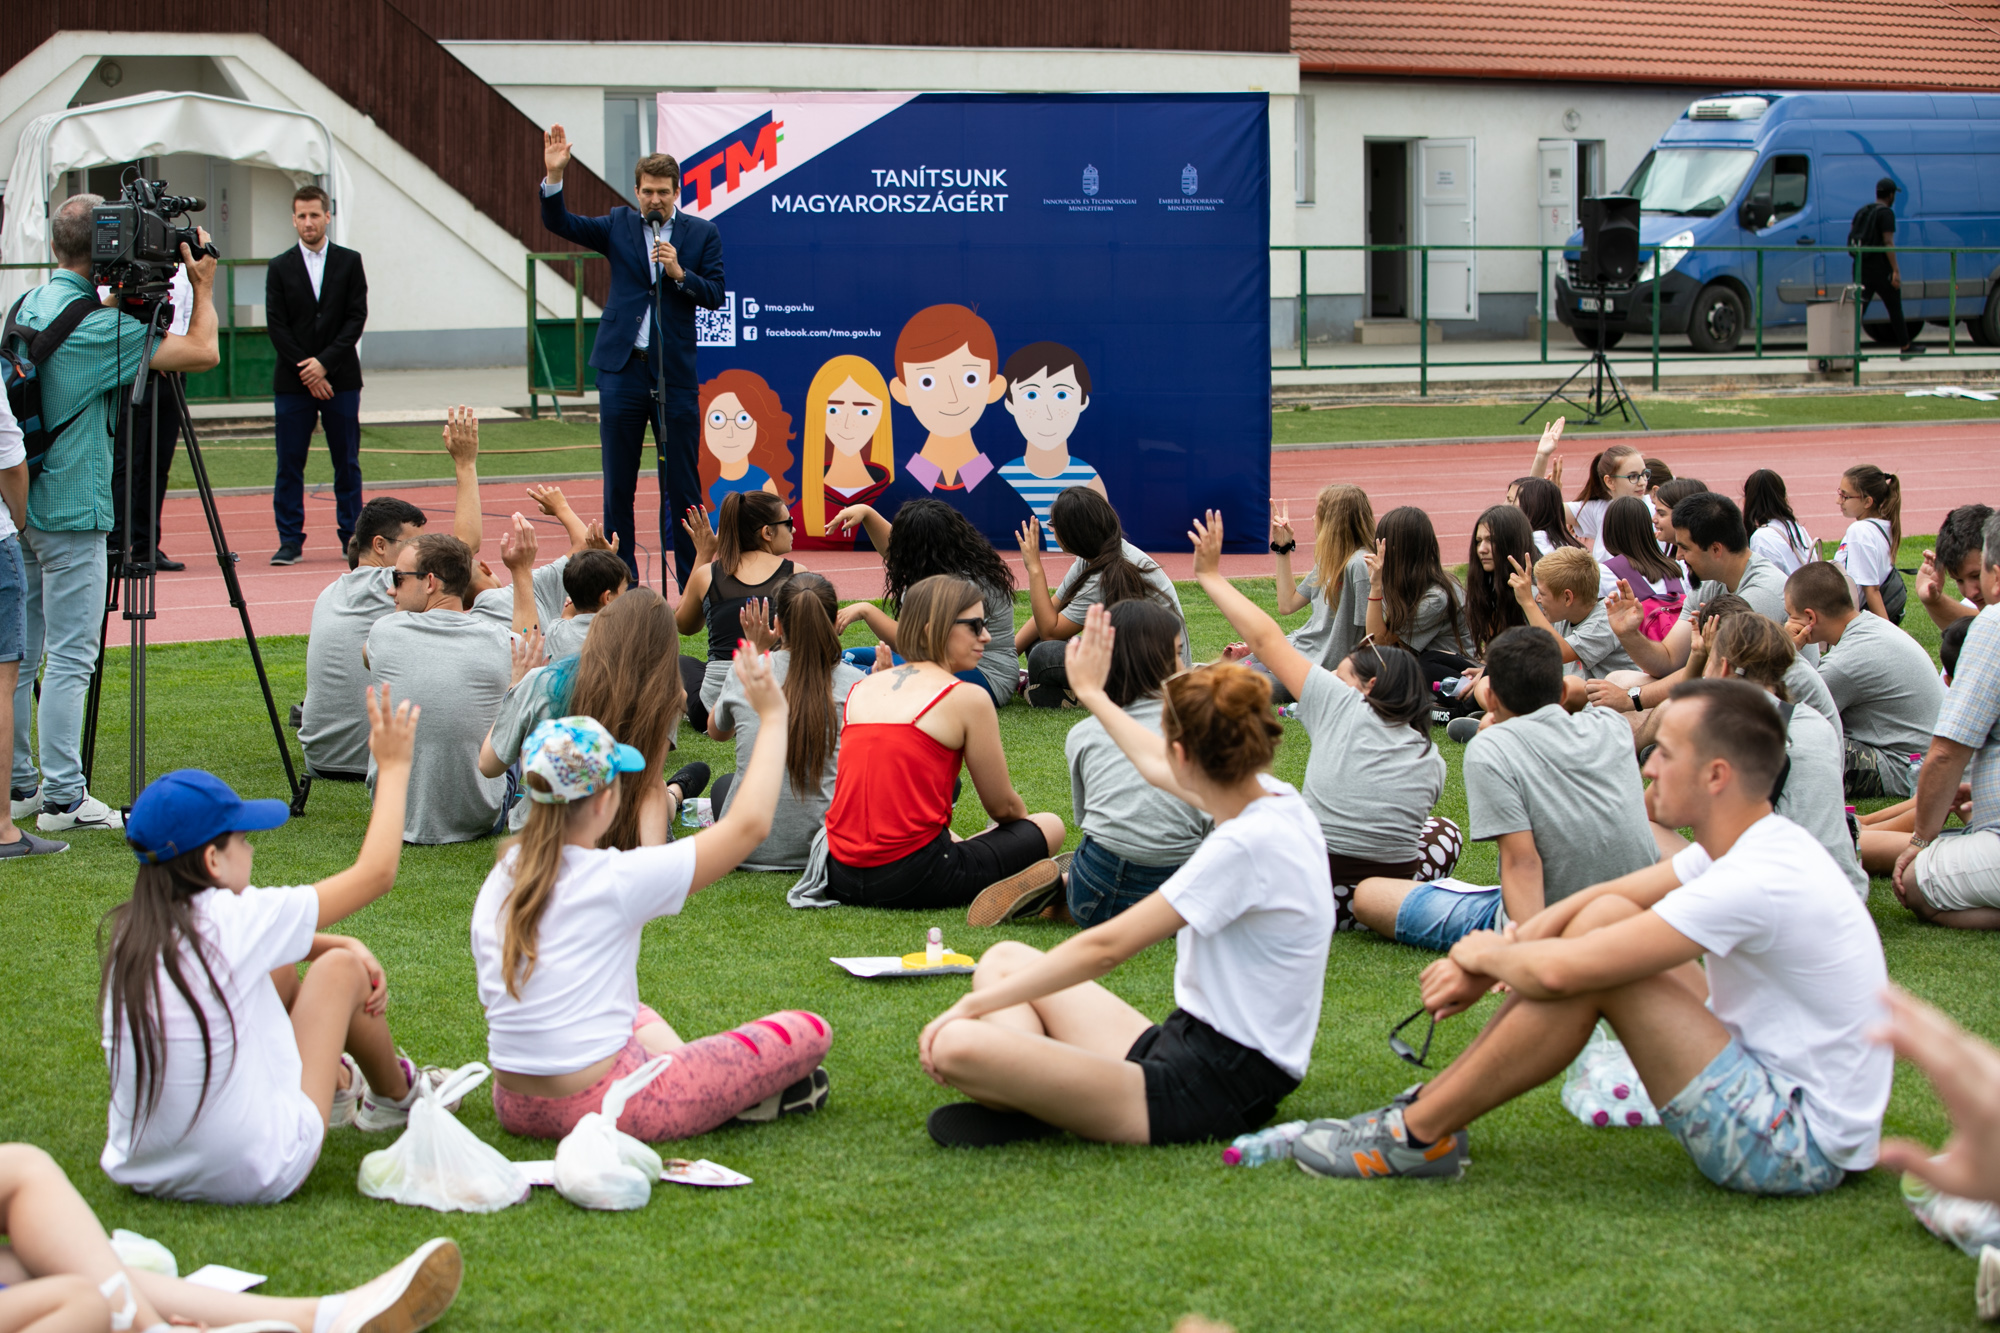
[681,112,785,210]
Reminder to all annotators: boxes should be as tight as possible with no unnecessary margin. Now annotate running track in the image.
[141,422,2000,645]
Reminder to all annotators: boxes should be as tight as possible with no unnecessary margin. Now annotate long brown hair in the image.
[498,798,573,999]
[1311,484,1375,600]
[715,490,789,578]
[896,574,982,666]
[775,572,841,798]
[101,840,237,1140]
[566,588,685,850]
[1049,487,1173,615]
[1377,506,1468,656]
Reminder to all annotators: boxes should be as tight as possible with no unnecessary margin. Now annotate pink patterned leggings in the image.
[492,1006,832,1142]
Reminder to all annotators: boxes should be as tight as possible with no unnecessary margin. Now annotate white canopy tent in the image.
[0,90,351,310]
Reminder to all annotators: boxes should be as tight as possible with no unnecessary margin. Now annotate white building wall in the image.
[1289,75,1709,341]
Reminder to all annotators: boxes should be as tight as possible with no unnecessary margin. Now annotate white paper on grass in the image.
[518,1158,751,1188]
[831,956,975,978]
[184,1265,267,1293]
[1906,385,2000,401]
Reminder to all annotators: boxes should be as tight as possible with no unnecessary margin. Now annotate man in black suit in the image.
[267,184,367,565]
[539,124,724,586]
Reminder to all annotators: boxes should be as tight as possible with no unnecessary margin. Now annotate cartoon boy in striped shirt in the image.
[997,341,1105,549]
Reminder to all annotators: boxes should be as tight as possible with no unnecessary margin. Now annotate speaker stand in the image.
[1520,294,1648,429]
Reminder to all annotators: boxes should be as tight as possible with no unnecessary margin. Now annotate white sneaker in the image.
[330,1053,368,1129]
[9,785,40,819]
[1980,1244,2000,1323]
[354,1058,460,1131]
[37,792,123,833]
[325,1237,462,1333]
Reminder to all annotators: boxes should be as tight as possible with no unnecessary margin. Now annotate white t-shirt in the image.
[471,840,697,1076]
[101,885,324,1204]
[1834,518,1895,592]
[1159,777,1334,1080]
[0,391,21,541]
[1653,815,1891,1170]
[1568,498,1611,557]
[1749,519,1816,576]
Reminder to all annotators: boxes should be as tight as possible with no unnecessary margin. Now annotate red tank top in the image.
[825,681,964,867]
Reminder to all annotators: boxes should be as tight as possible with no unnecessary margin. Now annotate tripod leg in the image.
[1598,356,1649,431]
[165,377,310,813]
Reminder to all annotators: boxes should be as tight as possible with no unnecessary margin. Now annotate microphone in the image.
[644,209,666,228]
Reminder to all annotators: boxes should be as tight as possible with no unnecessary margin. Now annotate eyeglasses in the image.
[1836,490,1862,502]
[951,616,986,633]
[1613,470,1652,487]
[390,569,421,586]
[1388,1007,1438,1068]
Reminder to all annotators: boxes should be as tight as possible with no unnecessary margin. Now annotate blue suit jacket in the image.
[539,186,725,384]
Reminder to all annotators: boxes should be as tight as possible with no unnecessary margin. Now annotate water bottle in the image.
[678,797,713,831]
[1275,702,1301,720]
[1222,1120,1307,1166]
[925,927,944,966]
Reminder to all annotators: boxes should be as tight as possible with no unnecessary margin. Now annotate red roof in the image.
[1293,0,2000,91]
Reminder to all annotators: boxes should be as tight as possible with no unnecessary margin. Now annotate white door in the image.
[1417,138,1477,320]
[1538,139,1578,314]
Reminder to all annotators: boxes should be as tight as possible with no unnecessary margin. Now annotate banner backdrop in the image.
[656,92,1270,554]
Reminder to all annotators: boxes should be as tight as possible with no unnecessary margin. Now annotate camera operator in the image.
[107,263,193,574]
[8,194,218,835]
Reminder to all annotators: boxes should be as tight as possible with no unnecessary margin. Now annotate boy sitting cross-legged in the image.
[1296,677,1892,1193]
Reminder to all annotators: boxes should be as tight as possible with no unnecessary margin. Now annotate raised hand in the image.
[829,503,874,535]
[1270,496,1294,552]
[1604,578,1643,638]
[544,124,572,182]
[500,512,538,573]
[682,505,718,566]
[509,625,545,686]
[1361,538,1385,582]
[442,405,479,468]
[1916,549,1943,604]
[1548,453,1565,490]
[1536,416,1566,456]
[365,684,419,769]
[1872,985,2000,1206]
[1188,509,1225,578]
[1063,602,1117,699]
[1506,553,1537,607]
[872,643,893,673]
[733,636,786,720]
[738,597,778,653]
[524,482,569,518]
[583,520,613,551]
[1015,518,1044,566]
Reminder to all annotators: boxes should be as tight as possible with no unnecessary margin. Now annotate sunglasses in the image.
[390,569,424,586]
[1389,1006,1438,1068]
[772,517,795,529]
[952,616,986,633]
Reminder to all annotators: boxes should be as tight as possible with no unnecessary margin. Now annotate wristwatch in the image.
[1908,833,1936,852]
[1627,686,1644,711]
[1270,539,1297,554]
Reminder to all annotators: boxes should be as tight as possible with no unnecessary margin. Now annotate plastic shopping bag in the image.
[1559,1022,1660,1128]
[554,1055,674,1211]
[358,1063,529,1213]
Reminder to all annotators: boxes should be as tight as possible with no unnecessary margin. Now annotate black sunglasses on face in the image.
[1389,1006,1438,1068]
[952,616,986,633]
[390,569,421,586]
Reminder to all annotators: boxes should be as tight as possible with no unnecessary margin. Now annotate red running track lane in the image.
[143,422,2000,645]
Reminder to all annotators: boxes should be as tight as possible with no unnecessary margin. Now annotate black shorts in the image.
[826,821,1049,910]
[1125,1009,1300,1145]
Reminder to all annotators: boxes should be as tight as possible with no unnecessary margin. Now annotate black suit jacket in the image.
[266,243,367,395]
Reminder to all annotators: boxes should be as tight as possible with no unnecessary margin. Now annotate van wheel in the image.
[1973,297,2000,347]
[1572,326,1624,350]
[1686,284,1745,353]
[1865,319,1925,346]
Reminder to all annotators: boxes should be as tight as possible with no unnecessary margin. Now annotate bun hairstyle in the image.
[1345,643,1432,741]
[715,490,789,576]
[1160,663,1282,786]
[1842,463,1903,549]
[774,572,841,798]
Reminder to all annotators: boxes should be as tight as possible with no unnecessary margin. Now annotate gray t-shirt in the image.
[1059,540,1192,667]
[712,651,867,870]
[1396,584,1472,657]
[1287,551,1371,671]
[1464,703,1657,905]
[1783,657,1844,750]
[486,663,571,833]
[1818,610,1946,759]
[972,577,1020,701]
[1680,552,1820,665]
[1064,695,1210,866]
[544,612,593,660]
[365,610,514,844]
[1779,699,1868,897]
[470,557,570,638]
[1555,602,1637,679]
[1298,664,1447,862]
[300,566,395,777]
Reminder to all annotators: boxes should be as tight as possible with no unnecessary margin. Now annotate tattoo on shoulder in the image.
[890,665,919,689]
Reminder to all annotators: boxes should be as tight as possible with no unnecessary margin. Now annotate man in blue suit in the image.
[540,124,725,586]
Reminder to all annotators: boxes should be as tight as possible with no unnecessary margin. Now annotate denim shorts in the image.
[0,535,23,664]
[1658,1037,1845,1196]
[1066,835,1181,927]
[1393,877,1502,951]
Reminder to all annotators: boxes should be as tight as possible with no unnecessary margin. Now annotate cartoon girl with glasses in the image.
[791,355,896,550]
[697,369,796,514]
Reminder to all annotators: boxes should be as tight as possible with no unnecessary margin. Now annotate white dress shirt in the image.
[298,240,328,300]
[541,178,674,351]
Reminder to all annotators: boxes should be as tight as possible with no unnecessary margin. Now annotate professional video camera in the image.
[90,175,217,298]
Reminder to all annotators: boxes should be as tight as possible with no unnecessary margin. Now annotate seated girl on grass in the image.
[823,575,1066,919]
[474,656,833,1141]
[101,688,452,1206]
[1224,483,1376,704]
[676,491,802,731]
[918,574,1333,1149]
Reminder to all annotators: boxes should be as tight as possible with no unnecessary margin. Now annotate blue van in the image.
[1554,91,2000,352]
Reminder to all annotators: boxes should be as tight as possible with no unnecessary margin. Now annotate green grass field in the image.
[0,547,1990,1331]
[175,390,1999,492]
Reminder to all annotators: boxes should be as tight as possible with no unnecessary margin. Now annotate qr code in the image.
[697,292,736,347]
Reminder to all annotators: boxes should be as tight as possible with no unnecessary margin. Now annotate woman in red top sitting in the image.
[824,574,1065,915]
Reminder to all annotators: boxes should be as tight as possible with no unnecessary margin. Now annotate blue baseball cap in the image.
[126,770,290,864]
[522,716,646,803]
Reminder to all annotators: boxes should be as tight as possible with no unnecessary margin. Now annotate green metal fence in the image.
[0,258,276,404]
[524,252,606,420]
[1272,242,2000,395]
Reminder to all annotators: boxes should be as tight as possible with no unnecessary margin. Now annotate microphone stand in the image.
[645,210,673,588]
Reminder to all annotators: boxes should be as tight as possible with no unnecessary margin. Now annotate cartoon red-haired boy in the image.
[890,304,1007,492]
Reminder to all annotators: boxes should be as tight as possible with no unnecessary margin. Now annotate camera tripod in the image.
[78,297,309,816]
[1520,291,1649,429]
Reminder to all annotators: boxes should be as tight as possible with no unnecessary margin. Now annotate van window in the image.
[1748,155,1811,219]
[1620,148,1758,216]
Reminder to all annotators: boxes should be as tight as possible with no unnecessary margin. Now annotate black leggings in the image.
[679,654,710,733]
[827,821,1049,909]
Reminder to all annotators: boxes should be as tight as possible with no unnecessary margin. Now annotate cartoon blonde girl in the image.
[794,355,896,550]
